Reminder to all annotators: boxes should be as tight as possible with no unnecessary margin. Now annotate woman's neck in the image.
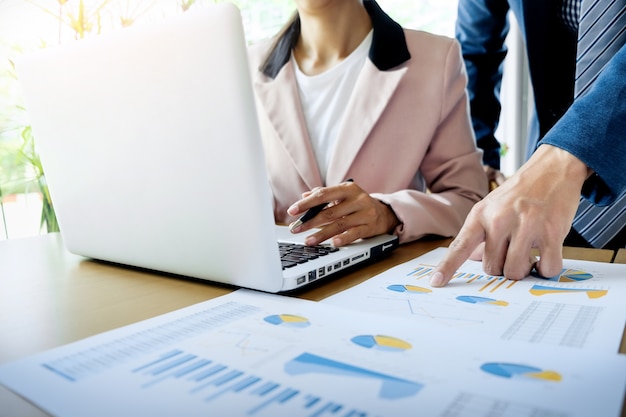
[294,1,372,75]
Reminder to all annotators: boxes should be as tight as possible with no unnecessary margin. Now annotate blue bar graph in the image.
[250,382,279,396]
[248,387,300,415]
[128,349,405,416]
[41,302,260,382]
[192,364,227,382]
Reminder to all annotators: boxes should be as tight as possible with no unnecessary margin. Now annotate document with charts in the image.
[323,247,626,354]
[0,289,625,417]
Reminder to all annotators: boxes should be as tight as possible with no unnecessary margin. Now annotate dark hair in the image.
[259,12,301,79]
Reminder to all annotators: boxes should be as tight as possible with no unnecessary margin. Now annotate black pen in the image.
[289,179,353,232]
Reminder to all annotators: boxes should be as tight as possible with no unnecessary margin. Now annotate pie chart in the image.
[456,295,508,306]
[263,314,311,328]
[481,362,561,382]
[534,268,594,282]
[387,284,432,294]
[351,335,412,352]
[550,268,593,282]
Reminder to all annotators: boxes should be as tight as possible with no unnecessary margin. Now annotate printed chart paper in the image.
[1,289,625,417]
[323,247,626,353]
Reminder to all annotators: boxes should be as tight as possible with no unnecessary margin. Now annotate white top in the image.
[293,30,373,183]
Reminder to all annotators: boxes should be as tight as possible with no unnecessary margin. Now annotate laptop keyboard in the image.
[279,242,339,270]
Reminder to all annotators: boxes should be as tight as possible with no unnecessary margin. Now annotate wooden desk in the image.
[0,233,623,417]
[0,233,449,364]
[615,248,626,264]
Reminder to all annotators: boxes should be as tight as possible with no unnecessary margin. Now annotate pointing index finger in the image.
[430,220,485,287]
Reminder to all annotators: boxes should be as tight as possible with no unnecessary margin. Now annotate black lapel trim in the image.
[364,0,411,70]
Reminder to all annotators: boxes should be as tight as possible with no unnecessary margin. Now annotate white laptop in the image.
[15,3,399,293]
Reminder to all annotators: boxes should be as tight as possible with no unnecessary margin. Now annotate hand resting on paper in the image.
[430,145,590,287]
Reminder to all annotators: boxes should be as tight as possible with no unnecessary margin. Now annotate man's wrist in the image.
[535,144,592,186]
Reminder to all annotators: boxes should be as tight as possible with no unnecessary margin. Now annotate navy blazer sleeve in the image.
[541,44,626,205]
[455,0,511,169]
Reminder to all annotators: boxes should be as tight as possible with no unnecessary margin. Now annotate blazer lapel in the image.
[326,60,408,184]
[254,61,322,188]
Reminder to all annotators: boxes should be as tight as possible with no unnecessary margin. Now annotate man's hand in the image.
[430,145,591,287]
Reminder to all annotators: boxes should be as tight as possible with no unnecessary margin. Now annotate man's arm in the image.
[540,44,626,204]
[431,45,626,287]
[455,0,511,170]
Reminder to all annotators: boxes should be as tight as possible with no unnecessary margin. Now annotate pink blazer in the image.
[248,29,488,244]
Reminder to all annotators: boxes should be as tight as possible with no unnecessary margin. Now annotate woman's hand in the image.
[287,180,399,246]
[484,165,506,191]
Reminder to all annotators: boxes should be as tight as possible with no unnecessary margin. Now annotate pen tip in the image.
[289,220,303,232]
